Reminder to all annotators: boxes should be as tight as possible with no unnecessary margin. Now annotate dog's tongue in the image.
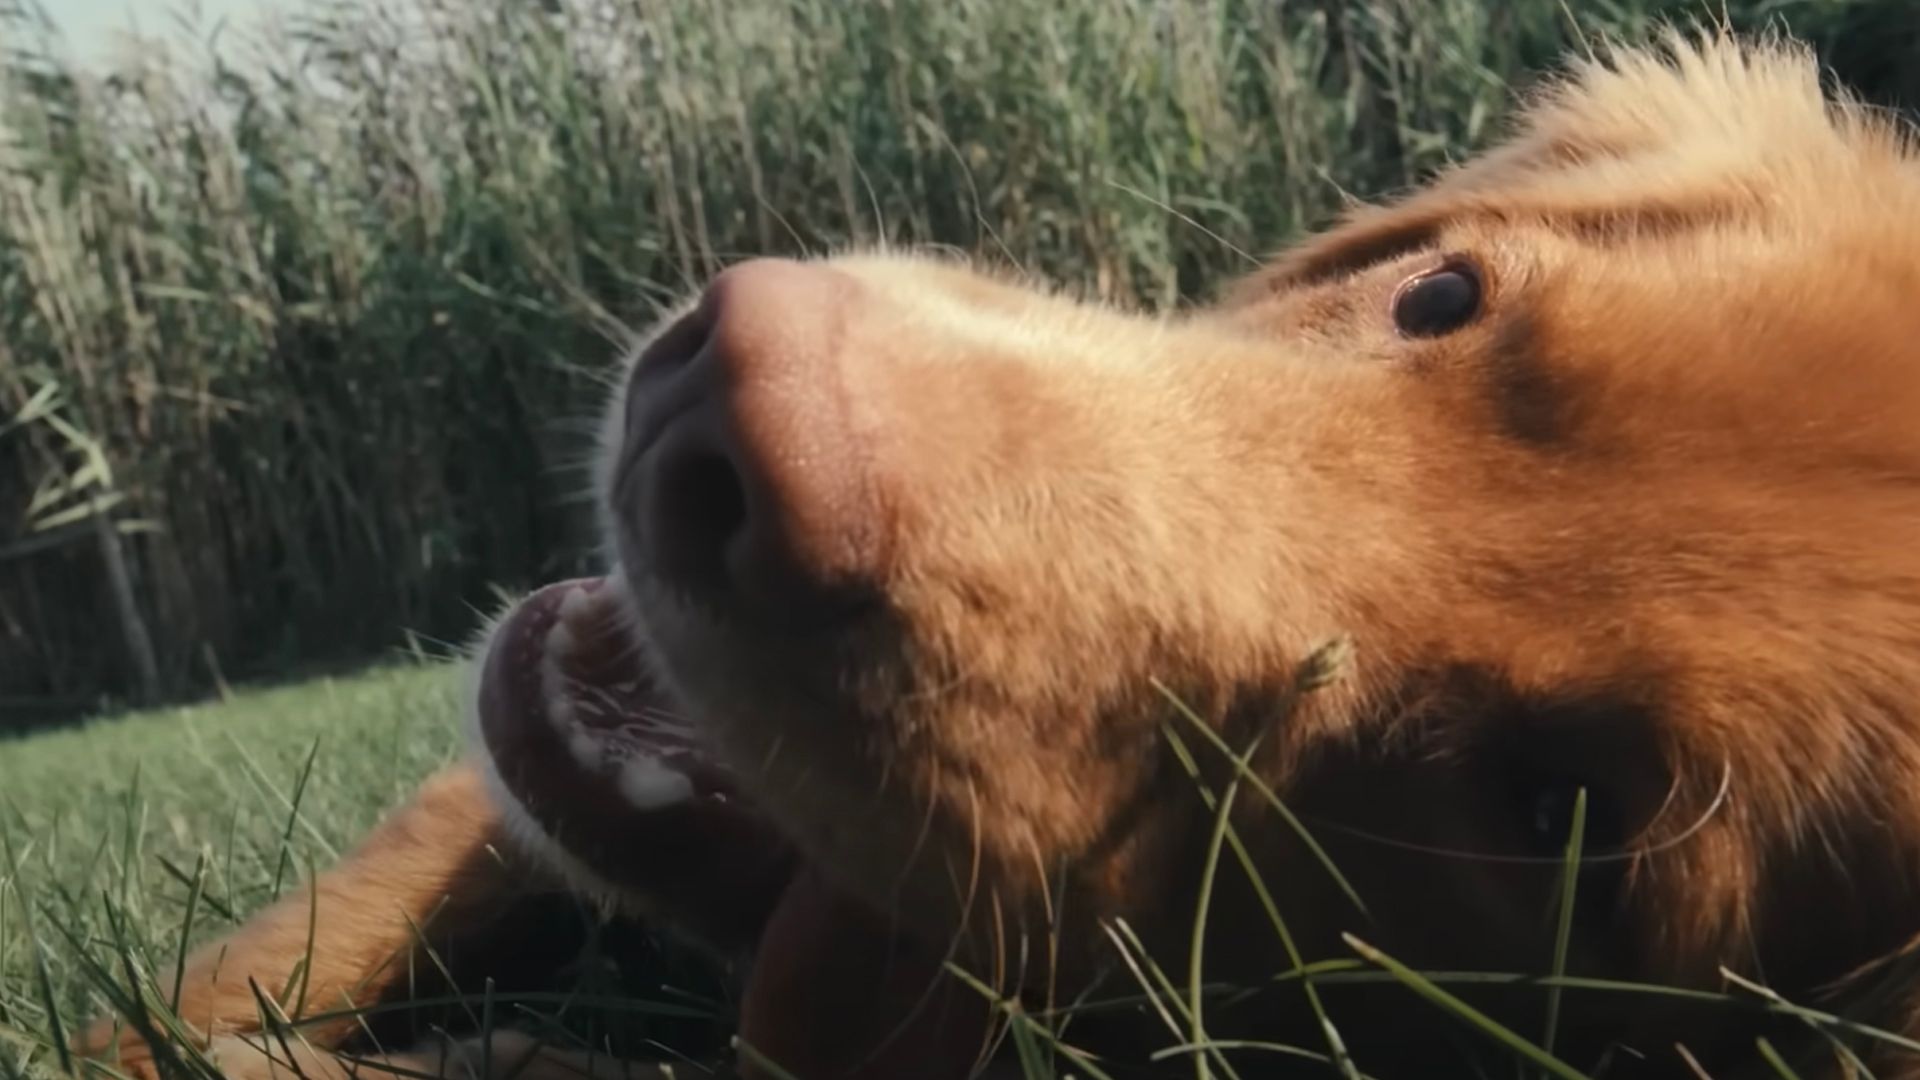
[739,868,999,1080]
[476,579,995,1077]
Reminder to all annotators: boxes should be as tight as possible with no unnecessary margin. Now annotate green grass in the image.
[0,661,466,1076]
[7,663,1920,1078]
[0,660,1907,1080]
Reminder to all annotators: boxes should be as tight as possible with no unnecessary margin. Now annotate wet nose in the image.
[620,258,886,618]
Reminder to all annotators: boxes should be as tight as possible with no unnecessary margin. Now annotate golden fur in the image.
[75,30,1920,1079]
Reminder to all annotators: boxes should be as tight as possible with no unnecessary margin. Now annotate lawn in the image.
[0,662,1855,1080]
[0,662,470,1078]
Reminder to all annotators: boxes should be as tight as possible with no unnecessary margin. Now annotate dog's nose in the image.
[620,258,885,618]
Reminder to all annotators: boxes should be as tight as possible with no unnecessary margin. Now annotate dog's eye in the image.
[1529,784,1584,851]
[1522,777,1623,855]
[1392,260,1482,338]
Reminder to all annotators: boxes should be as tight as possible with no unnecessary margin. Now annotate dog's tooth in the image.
[545,620,577,661]
[557,584,596,626]
[617,754,695,811]
[540,652,570,716]
[568,730,604,770]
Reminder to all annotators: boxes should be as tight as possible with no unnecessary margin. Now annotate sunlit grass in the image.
[4,661,1918,1077]
[0,662,462,1052]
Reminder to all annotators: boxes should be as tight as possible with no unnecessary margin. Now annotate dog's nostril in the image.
[637,307,718,378]
[651,446,749,592]
[670,451,747,549]
[623,258,888,618]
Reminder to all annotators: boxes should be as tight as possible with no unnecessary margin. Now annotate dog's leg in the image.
[71,760,555,1080]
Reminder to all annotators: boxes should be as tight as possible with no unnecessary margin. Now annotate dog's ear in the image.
[1226,34,1864,313]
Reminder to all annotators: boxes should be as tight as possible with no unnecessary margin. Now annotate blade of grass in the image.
[168,852,209,1018]
[944,964,1122,1080]
[1342,934,1592,1080]
[1756,1036,1806,1079]
[1160,723,1359,1080]
[1541,787,1587,1064]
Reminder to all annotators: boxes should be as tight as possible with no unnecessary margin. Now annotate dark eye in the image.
[1392,260,1483,338]
[1522,777,1623,855]
[1529,784,1584,851]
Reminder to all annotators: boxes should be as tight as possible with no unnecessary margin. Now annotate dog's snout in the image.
[621,258,885,618]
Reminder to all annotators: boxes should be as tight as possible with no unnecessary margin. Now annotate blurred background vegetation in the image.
[2,0,1916,726]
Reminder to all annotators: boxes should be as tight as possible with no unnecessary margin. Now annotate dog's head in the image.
[473,33,1920,1074]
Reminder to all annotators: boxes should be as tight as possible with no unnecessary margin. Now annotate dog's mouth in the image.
[471,576,1000,1074]
[471,576,799,945]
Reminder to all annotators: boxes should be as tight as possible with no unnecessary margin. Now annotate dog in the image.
[73,30,1920,1080]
